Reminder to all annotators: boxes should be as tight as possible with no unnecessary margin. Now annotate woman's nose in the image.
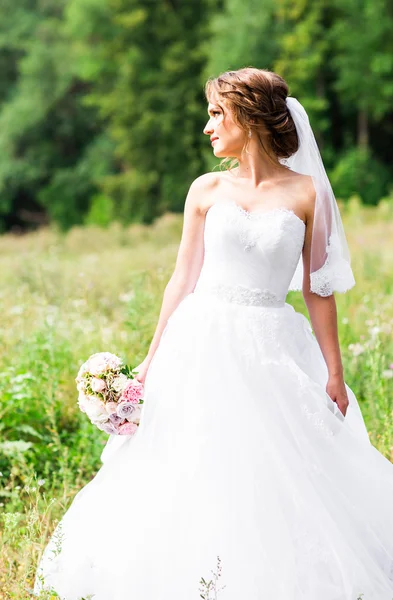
[203,119,213,135]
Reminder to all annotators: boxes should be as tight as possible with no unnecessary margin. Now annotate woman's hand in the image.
[326,374,349,417]
[133,356,153,386]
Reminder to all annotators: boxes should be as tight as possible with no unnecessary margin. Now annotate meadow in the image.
[0,197,393,599]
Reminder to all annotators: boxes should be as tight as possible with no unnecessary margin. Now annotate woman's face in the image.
[203,96,247,159]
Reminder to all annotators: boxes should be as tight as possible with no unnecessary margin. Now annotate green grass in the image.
[0,198,393,598]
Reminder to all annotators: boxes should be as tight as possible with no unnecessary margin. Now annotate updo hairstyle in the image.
[204,67,299,165]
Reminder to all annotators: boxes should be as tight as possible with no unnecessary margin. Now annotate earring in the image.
[248,129,252,138]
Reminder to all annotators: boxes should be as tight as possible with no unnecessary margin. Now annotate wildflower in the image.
[119,291,135,303]
[369,326,381,338]
[381,322,392,335]
[348,343,365,357]
[382,370,393,380]
[38,478,46,486]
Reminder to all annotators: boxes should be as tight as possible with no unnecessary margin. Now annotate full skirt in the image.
[34,291,393,600]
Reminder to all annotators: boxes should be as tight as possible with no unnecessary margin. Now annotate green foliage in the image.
[205,0,279,76]
[0,0,109,230]
[330,0,393,122]
[68,0,216,220]
[330,148,392,205]
[0,0,392,231]
[85,194,115,227]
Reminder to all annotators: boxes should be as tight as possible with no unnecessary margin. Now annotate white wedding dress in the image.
[34,199,393,600]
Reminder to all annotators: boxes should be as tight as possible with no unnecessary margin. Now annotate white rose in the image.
[76,361,90,380]
[77,392,89,413]
[76,380,87,393]
[88,358,109,376]
[88,353,122,376]
[84,396,106,419]
[91,377,106,393]
[112,374,129,393]
[91,413,109,425]
[105,401,118,415]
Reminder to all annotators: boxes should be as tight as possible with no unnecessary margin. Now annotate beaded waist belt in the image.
[193,282,285,308]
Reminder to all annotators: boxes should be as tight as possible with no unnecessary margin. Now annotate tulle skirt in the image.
[34,290,393,600]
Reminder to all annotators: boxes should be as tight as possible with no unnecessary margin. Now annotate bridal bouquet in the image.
[76,352,144,436]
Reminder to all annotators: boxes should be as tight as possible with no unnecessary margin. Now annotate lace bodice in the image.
[193,200,306,306]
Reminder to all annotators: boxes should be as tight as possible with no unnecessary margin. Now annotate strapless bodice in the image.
[193,200,306,307]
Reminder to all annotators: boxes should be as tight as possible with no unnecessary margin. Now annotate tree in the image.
[330,0,393,150]
[66,0,219,224]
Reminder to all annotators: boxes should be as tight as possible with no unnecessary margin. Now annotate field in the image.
[1,198,393,598]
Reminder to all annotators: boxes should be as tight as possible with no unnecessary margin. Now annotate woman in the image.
[34,67,393,600]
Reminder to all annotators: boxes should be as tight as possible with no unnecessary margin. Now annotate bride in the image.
[34,67,393,600]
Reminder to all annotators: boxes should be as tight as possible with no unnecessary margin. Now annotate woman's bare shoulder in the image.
[187,172,223,215]
[287,172,316,215]
[189,171,221,191]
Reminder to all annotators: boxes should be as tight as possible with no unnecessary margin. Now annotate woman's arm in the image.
[301,185,349,417]
[135,173,216,383]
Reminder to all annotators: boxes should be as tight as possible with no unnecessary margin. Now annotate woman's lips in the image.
[211,138,218,145]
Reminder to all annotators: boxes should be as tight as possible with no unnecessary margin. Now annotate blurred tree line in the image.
[0,0,392,232]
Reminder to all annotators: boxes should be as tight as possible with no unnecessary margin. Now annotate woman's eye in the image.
[213,111,221,116]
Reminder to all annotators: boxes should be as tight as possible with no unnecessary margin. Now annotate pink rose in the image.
[91,377,106,393]
[118,422,138,436]
[120,380,144,405]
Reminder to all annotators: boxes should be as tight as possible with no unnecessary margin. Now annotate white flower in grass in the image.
[119,291,135,303]
[369,326,381,338]
[382,370,393,380]
[348,343,365,357]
